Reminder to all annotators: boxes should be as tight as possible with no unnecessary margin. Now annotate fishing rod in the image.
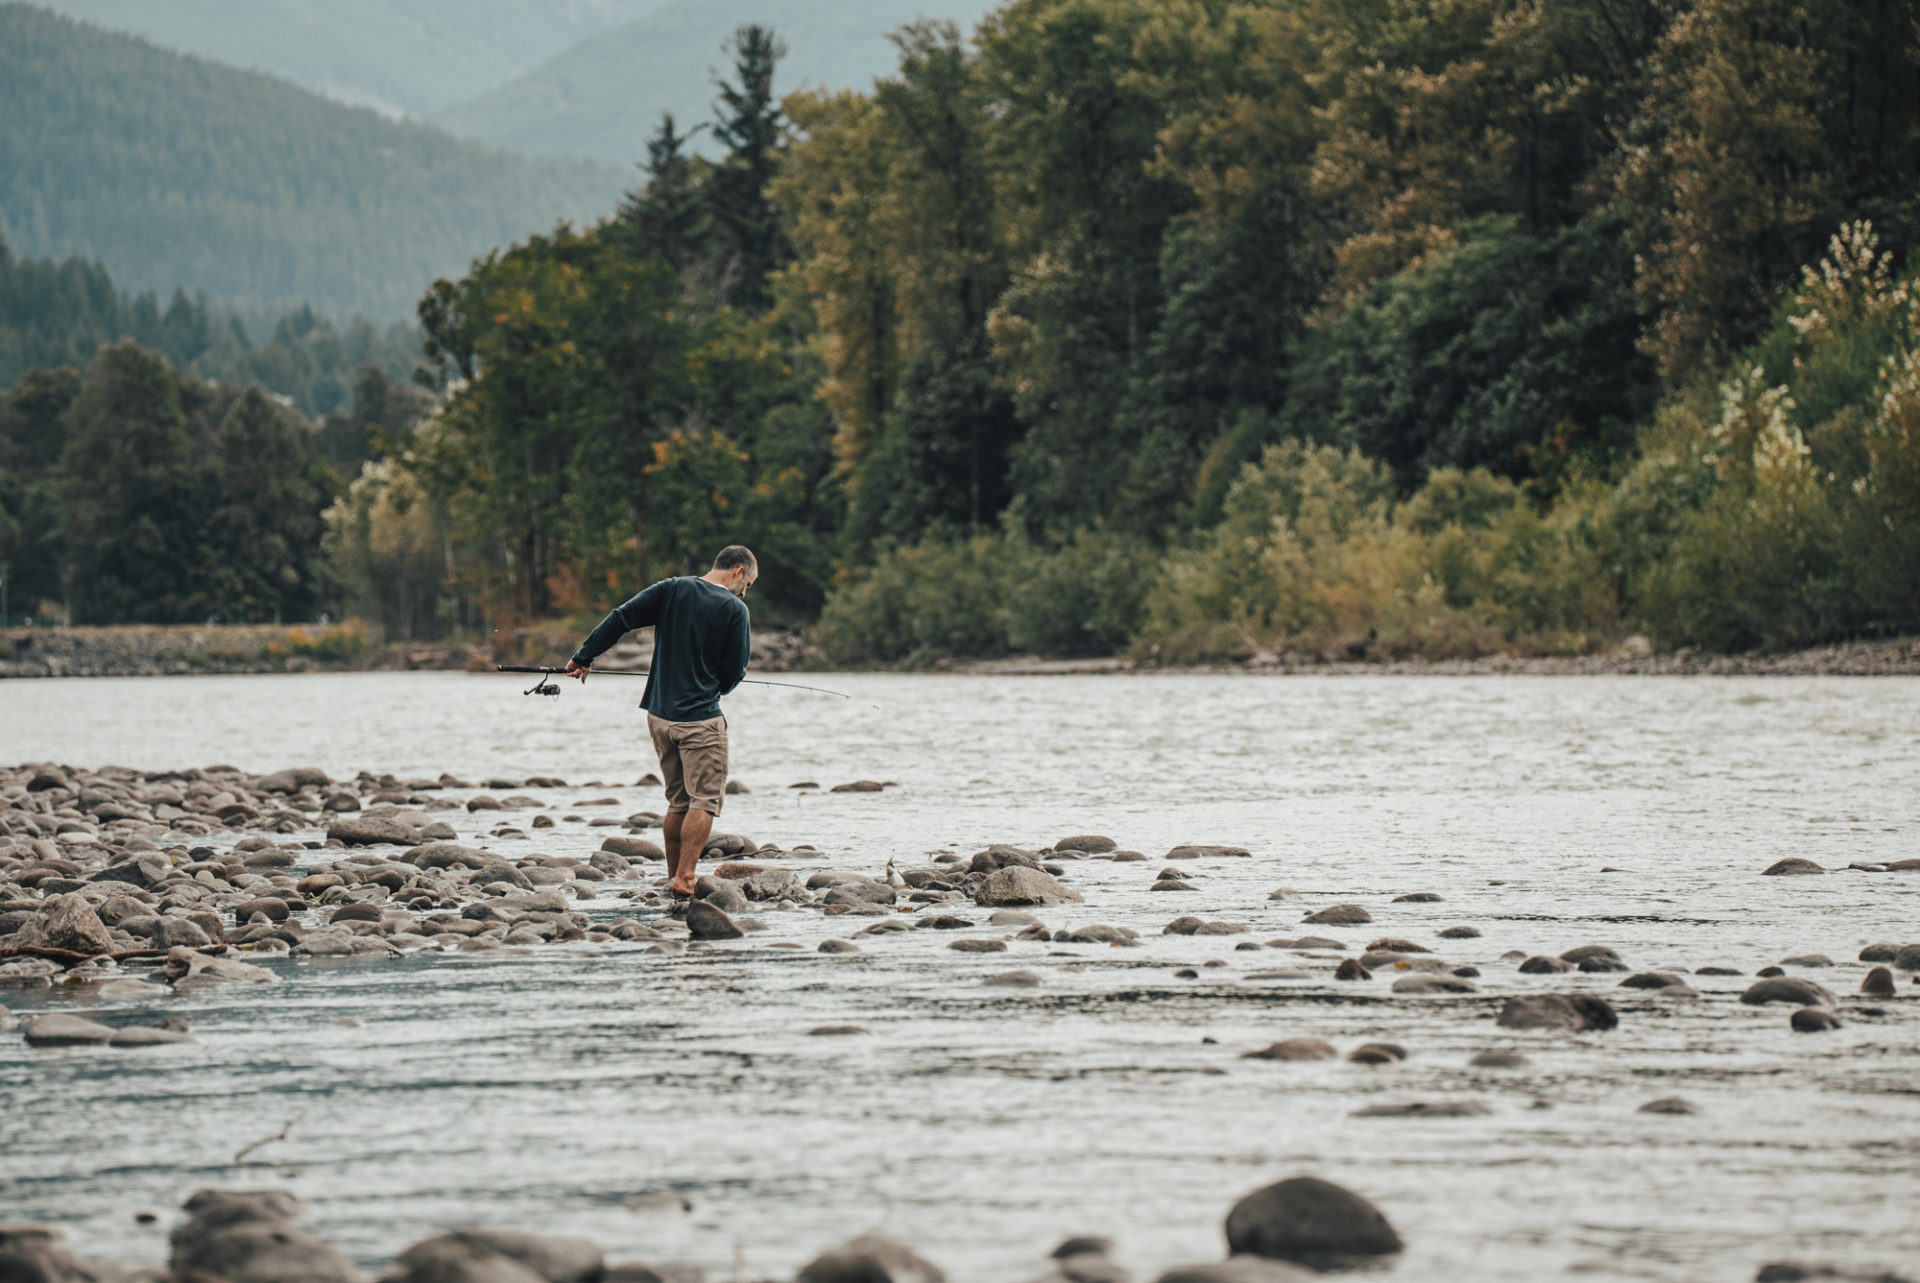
[495,664,876,709]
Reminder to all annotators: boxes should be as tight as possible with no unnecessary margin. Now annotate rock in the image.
[1366,937,1428,953]
[1347,1043,1405,1064]
[431,1230,602,1283]
[1696,965,1744,976]
[594,835,665,862]
[692,879,749,914]
[1061,924,1134,943]
[1163,916,1204,935]
[1780,954,1833,967]
[988,910,1038,926]
[171,1188,360,1283]
[1291,937,1343,950]
[1740,977,1835,1006]
[823,880,896,908]
[16,893,115,955]
[829,780,885,793]
[1054,835,1117,853]
[1223,1175,1403,1266]
[796,1234,943,1283]
[1391,892,1443,902]
[1559,945,1623,967]
[1437,926,1481,939]
[1893,943,1920,972]
[1110,851,1148,862]
[1334,959,1371,981]
[234,897,293,922]
[392,1236,546,1283]
[410,843,497,870]
[165,946,277,987]
[1391,974,1476,994]
[0,1223,93,1283]
[1150,879,1196,892]
[1762,858,1825,875]
[973,866,1082,907]
[1241,1038,1337,1062]
[1861,966,1896,996]
[1300,905,1369,925]
[1619,972,1689,990]
[808,1025,868,1036]
[1790,1007,1842,1032]
[1468,1050,1528,1068]
[1165,844,1251,860]
[684,901,744,941]
[1754,1263,1917,1282]
[817,939,860,954]
[1638,1097,1697,1115]
[257,767,329,794]
[1518,956,1573,974]
[982,970,1041,987]
[948,938,1008,953]
[1858,943,1900,962]
[1155,1261,1316,1283]
[22,1013,116,1046]
[1351,1100,1490,1118]
[1495,994,1618,1032]
[327,815,422,846]
[738,869,803,901]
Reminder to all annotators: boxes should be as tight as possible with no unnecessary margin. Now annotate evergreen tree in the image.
[706,24,792,311]
[616,113,713,274]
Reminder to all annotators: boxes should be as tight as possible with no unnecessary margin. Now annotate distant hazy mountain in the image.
[434,0,999,167]
[28,0,669,117]
[0,4,631,320]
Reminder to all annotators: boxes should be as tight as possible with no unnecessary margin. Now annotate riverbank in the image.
[0,623,819,679]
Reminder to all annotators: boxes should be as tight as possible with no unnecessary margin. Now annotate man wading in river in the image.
[566,546,756,912]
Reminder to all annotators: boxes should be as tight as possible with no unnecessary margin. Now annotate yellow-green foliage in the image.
[1136,443,1615,663]
[322,456,448,642]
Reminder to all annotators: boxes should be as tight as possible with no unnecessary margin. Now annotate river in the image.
[2,671,1917,1281]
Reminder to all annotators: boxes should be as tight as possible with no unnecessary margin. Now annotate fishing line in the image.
[494,664,878,710]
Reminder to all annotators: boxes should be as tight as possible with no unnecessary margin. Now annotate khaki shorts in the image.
[648,713,727,815]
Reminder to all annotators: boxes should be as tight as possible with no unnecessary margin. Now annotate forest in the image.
[7,0,1920,658]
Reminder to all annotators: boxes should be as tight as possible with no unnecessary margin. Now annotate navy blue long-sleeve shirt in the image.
[572,577,750,722]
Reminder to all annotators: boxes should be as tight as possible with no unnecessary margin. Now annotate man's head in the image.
[710,545,758,598]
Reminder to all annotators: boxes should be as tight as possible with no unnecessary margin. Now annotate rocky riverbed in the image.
[3,741,1917,1282]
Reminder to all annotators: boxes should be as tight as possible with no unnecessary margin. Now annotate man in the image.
[566,546,756,908]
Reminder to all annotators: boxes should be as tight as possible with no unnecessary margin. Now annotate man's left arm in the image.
[717,605,751,695]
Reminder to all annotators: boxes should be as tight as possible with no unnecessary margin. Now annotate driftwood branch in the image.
[233,1109,306,1165]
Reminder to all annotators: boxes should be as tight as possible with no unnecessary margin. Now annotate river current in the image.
[2,671,1917,1281]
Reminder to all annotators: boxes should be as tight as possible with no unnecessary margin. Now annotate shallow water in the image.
[2,671,1918,1281]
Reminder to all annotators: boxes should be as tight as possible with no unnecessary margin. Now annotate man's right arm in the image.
[571,580,668,668]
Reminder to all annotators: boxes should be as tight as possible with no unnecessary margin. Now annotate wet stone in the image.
[1789,1007,1842,1032]
[1242,1038,1337,1062]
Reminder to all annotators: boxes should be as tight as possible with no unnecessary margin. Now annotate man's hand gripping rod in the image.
[495,665,876,709]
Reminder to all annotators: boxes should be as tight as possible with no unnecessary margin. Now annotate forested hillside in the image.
[433,0,996,165]
[0,4,630,319]
[0,239,416,419]
[28,0,666,117]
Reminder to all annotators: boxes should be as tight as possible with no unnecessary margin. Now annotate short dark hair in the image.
[713,545,757,575]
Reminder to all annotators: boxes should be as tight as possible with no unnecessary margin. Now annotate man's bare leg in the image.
[665,808,713,896]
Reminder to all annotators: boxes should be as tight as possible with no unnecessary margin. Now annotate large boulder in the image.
[796,1235,943,1283]
[326,816,422,847]
[1740,977,1835,1007]
[1224,1176,1403,1267]
[973,866,1082,907]
[171,1189,360,1283]
[1495,994,1618,1031]
[15,893,115,955]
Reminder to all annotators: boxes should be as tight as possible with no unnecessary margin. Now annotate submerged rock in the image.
[171,1188,360,1283]
[1351,1100,1489,1118]
[1155,1261,1315,1283]
[1861,966,1896,996]
[1468,1050,1528,1069]
[1638,1097,1697,1115]
[1740,977,1835,1007]
[1241,1038,1337,1062]
[22,1013,115,1046]
[1300,905,1370,925]
[1054,835,1117,853]
[1223,1175,1402,1266]
[1789,1007,1842,1032]
[1761,858,1825,876]
[1495,994,1618,1032]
